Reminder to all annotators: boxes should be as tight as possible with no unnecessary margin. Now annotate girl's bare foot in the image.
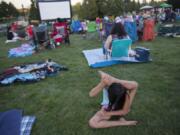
[98,71,112,86]
[119,117,126,122]
[122,120,137,126]
[119,117,137,125]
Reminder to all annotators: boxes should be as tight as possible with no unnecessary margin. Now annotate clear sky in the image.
[0,0,162,9]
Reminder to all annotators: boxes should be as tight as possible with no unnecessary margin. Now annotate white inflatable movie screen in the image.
[38,1,71,20]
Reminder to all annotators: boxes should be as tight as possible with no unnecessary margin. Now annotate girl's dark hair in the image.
[7,26,11,32]
[107,83,127,111]
[110,23,127,38]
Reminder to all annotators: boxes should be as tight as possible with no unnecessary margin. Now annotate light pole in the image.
[22,4,25,20]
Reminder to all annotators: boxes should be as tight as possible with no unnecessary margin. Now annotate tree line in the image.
[72,0,180,20]
[0,0,179,21]
[0,1,19,19]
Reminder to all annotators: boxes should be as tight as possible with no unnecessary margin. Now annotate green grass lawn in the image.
[0,34,180,135]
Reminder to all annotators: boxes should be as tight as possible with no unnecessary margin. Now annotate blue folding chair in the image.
[124,22,138,43]
[111,39,132,58]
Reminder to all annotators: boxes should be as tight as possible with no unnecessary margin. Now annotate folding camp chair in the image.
[87,21,96,32]
[104,22,113,38]
[33,26,49,50]
[0,24,7,37]
[87,21,97,39]
[56,26,65,36]
[142,19,155,41]
[52,22,70,44]
[108,39,132,58]
[124,22,138,42]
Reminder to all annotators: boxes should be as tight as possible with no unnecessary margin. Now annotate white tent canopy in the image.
[140,5,154,10]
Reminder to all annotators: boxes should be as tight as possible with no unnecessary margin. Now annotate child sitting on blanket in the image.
[103,22,130,58]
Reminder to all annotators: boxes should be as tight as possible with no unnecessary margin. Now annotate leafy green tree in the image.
[8,2,19,17]
[106,0,124,16]
[95,0,104,17]
[95,0,124,16]
[167,0,180,9]
[72,2,82,19]
[81,0,98,20]
[0,1,19,18]
[72,0,144,19]
[0,1,9,18]
[29,0,40,20]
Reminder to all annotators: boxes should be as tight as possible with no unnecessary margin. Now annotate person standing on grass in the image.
[89,71,138,128]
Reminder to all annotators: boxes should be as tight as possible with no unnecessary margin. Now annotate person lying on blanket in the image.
[89,71,138,128]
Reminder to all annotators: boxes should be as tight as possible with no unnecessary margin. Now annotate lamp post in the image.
[22,4,25,20]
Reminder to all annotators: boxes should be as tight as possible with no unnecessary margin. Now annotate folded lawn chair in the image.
[33,26,49,50]
[104,22,114,38]
[87,21,96,33]
[87,21,97,39]
[52,22,70,44]
[124,22,138,42]
[143,19,155,41]
[70,20,82,33]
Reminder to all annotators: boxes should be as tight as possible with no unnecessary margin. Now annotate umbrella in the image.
[140,5,153,10]
[160,3,172,8]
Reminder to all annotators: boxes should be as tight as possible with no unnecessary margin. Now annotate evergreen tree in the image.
[0,1,9,18]
[29,0,40,20]
[72,0,144,19]
[95,0,104,17]
[167,0,180,9]
[81,0,98,20]
[8,2,19,17]
[0,1,19,18]
[72,2,82,17]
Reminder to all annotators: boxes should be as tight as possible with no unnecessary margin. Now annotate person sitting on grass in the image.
[6,25,26,43]
[89,71,138,128]
[7,26,14,40]
[104,22,129,49]
[103,22,130,57]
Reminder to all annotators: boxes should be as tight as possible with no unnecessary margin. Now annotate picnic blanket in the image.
[8,43,35,58]
[158,24,180,37]
[82,48,151,68]
[0,60,68,85]
[0,109,36,135]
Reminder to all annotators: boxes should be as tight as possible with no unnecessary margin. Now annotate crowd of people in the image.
[6,18,71,50]
[6,7,179,47]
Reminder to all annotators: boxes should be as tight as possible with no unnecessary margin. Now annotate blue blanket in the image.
[0,61,68,85]
[0,109,22,135]
[82,48,151,68]
[0,109,36,135]
[8,43,35,58]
